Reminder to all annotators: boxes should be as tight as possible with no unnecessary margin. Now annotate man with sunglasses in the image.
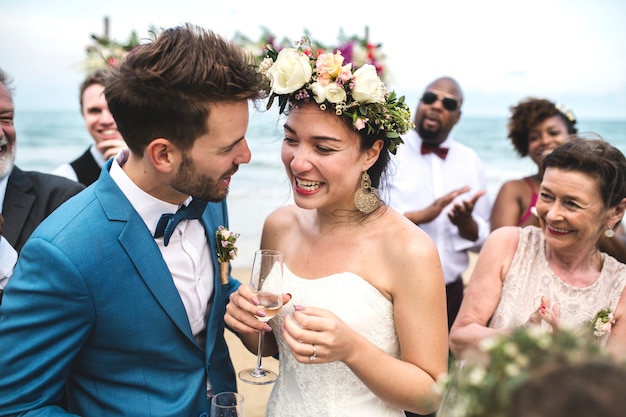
[385,76,491,349]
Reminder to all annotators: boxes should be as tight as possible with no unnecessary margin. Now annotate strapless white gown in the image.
[265,266,404,417]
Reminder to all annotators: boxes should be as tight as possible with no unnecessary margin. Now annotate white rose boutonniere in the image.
[589,307,615,337]
[215,226,239,285]
[266,48,312,94]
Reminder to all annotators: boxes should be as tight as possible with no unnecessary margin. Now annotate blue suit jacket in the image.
[0,161,241,417]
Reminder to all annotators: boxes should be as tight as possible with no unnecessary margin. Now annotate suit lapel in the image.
[202,202,232,356]
[202,205,221,282]
[118,221,198,343]
[3,167,35,246]
[97,162,198,346]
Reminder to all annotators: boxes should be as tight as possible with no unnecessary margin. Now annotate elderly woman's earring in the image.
[605,225,615,238]
[354,172,380,214]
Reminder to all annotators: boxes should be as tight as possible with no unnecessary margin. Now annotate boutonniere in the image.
[215,226,239,285]
[589,307,615,337]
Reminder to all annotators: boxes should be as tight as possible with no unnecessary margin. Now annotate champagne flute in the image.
[238,249,283,385]
[210,392,246,417]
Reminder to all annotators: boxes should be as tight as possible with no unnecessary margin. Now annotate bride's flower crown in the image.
[258,37,412,154]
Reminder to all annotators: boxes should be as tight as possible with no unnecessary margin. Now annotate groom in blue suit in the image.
[0,24,266,417]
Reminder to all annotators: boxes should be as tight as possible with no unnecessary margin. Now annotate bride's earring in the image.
[605,225,615,238]
[354,172,380,214]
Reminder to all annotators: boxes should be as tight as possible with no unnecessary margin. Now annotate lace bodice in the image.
[265,266,403,417]
[490,226,626,345]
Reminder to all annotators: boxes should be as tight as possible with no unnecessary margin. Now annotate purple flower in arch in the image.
[336,40,355,65]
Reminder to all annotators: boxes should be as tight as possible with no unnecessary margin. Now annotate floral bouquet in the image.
[81,31,140,73]
[335,28,386,81]
[80,19,159,73]
[437,326,612,417]
[215,226,239,285]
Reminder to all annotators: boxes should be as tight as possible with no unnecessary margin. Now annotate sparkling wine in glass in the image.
[238,249,283,385]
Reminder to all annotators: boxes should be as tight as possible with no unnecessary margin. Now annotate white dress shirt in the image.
[384,129,491,284]
[109,151,214,343]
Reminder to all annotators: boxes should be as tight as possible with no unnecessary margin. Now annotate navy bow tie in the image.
[421,142,449,160]
[154,198,208,246]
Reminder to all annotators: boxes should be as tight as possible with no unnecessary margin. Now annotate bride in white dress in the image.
[225,40,448,417]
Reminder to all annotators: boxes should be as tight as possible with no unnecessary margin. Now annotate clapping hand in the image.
[448,189,486,241]
[526,296,561,331]
[405,186,470,225]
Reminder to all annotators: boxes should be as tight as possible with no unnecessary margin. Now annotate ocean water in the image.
[14,108,626,268]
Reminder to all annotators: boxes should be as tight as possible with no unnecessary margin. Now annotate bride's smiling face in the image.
[281,103,370,211]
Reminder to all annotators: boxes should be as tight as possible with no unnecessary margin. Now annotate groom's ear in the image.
[146,138,181,174]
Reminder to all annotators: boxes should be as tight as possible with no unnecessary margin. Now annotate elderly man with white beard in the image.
[0,67,84,299]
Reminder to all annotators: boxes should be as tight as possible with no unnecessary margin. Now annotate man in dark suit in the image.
[3,167,85,252]
[0,68,84,295]
[0,25,267,416]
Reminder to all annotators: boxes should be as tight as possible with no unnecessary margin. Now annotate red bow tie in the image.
[421,143,449,159]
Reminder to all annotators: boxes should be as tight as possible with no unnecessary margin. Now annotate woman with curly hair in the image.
[491,97,577,230]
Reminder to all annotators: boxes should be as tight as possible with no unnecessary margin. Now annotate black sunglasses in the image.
[421,91,460,111]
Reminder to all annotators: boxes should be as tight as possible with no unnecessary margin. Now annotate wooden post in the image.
[104,16,110,42]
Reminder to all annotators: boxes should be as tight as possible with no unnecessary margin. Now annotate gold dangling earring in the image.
[354,172,380,214]
[605,225,615,238]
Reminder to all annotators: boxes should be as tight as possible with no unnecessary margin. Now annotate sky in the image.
[2,0,625,120]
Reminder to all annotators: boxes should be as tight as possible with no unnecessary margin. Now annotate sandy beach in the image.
[226,253,477,416]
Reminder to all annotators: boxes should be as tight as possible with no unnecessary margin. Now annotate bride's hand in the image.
[282,305,355,364]
[224,284,273,334]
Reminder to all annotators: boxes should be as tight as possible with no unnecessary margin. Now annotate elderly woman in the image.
[450,137,626,359]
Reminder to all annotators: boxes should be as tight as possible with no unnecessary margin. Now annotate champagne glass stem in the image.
[254,332,265,372]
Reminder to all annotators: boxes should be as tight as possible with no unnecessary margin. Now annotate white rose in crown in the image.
[311,81,347,105]
[324,82,348,104]
[310,81,327,103]
[352,64,385,103]
[267,48,313,94]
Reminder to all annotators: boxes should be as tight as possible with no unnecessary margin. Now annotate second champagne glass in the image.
[211,392,246,417]
[238,249,283,385]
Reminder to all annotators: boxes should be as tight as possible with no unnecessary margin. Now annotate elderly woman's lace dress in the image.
[265,266,404,417]
[490,226,626,345]
[437,226,626,417]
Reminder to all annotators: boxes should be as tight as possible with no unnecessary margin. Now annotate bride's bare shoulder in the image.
[378,207,438,255]
[264,205,297,227]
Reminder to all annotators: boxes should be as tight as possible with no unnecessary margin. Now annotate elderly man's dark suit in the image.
[2,166,84,253]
